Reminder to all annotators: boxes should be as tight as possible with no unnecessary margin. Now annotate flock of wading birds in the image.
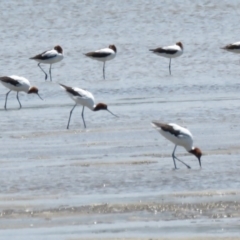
[1,41,239,169]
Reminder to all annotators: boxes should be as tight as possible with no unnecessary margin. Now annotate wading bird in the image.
[30,45,64,81]
[0,75,42,109]
[149,42,183,75]
[151,121,202,169]
[60,84,118,129]
[84,45,117,79]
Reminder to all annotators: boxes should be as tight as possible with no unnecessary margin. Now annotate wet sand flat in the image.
[1,0,240,239]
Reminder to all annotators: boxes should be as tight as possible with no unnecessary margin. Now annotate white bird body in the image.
[63,86,96,110]
[152,121,202,169]
[86,47,116,62]
[0,75,31,93]
[30,46,64,64]
[153,123,193,151]
[32,49,64,64]
[221,41,240,54]
[150,42,183,58]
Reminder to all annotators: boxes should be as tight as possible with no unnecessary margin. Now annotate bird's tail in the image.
[59,83,69,90]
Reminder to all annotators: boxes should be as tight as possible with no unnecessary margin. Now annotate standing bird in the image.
[30,45,64,81]
[84,45,117,79]
[0,75,43,109]
[60,84,118,129]
[151,121,202,169]
[149,42,183,75]
[221,41,240,54]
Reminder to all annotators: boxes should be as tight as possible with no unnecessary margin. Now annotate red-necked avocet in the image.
[84,45,117,79]
[152,121,202,169]
[0,75,43,109]
[60,84,118,129]
[30,45,64,81]
[149,42,183,75]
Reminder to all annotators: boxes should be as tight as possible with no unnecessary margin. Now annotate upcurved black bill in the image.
[107,109,118,117]
[37,93,43,100]
[198,157,202,168]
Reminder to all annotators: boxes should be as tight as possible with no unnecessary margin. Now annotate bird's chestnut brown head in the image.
[28,86,43,100]
[54,45,63,54]
[109,45,117,53]
[189,147,202,167]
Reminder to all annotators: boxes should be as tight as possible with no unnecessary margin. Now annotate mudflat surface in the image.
[1,0,240,239]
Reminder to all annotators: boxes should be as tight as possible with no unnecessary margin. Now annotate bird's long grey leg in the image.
[16,92,22,109]
[169,58,172,75]
[174,156,191,169]
[38,63,48,80]
[67,104,77,129]
[4,90,11,110]
[103,62,105,80]
[172,145,177,169]
[173,146,191,169]
[49,64,52,81]
[81,106,86,128]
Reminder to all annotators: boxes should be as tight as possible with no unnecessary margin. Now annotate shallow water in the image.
[1,0,240,239]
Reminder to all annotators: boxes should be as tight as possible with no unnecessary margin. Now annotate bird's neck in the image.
[188,146,195,153]
[93,105,101,111]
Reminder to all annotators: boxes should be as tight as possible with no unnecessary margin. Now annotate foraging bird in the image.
[84,45,117,79]
[221,41,240,54]
[30,45,64,81]
[149,42,183,75]
[0,75,43,109]
[151,121,202,169]
[60,84,118,129]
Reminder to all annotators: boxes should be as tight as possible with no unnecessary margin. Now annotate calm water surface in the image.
[1,0,240,239]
